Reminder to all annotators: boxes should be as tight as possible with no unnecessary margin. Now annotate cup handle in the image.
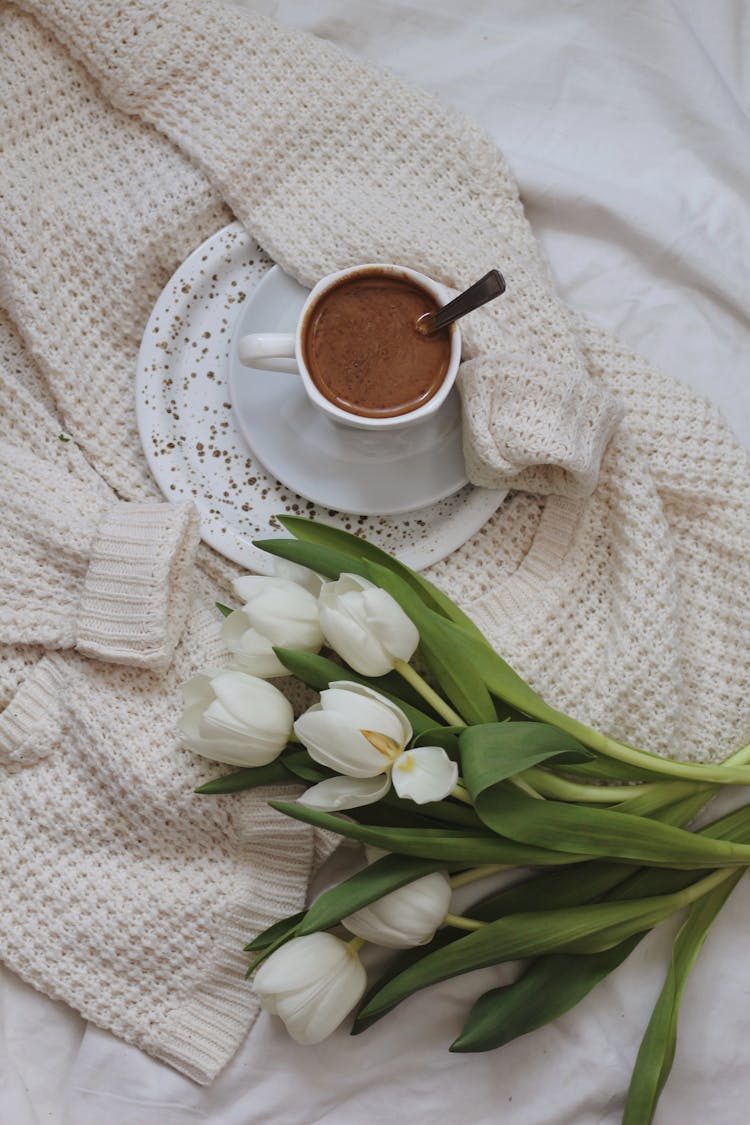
[236,333,299,374]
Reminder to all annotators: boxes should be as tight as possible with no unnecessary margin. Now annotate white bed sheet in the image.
[2,2,748,1122]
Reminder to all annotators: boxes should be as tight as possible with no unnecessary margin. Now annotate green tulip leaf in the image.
[415,628,497,726]
[243,910,306,952]
[215,601,234,618]
[472,788,750,868]
[451,936,642,1053]
[380,789,484,830]
[608,866,709,904]
[279,751,334,783]
[193,743,342,795]
[344,801,465,832]
[269,647,338,692]
[244,919,308,976]
[460,723,593,812]
[622,870,744,1125]
[343,790,480,831]
[267,800,584,865]
[297,854,455,937]
[194,759,294,794]
[470,861,635,919]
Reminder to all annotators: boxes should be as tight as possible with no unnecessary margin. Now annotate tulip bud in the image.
[178,669,293,767]
[253,932,367,1044]
[318,573,419,676]
[342,872,452,948]
[222,576,323,678]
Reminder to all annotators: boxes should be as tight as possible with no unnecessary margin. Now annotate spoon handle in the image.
[419,269,506,335]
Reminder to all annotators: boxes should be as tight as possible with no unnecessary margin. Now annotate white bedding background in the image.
[1,2,748,1122]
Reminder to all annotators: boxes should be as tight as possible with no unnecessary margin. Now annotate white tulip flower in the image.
[318,573,419,676]
[222,576,324,678]
[342,871,452,948]
[179,669,293,767]
[272,557,323,596]
[253,932,367,1045]
[294,681,458,810]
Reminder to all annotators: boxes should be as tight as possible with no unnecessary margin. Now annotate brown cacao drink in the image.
[301,270,452,419]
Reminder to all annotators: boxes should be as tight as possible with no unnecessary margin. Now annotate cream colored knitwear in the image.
[1,0,749,1084]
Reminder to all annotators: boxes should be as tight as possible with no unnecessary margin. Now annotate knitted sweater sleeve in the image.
[0,440,200,672]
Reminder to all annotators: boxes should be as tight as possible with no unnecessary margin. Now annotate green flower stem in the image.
[347,936,366,955]
[443,912,487,932]
[450,866,512,890]
[393,659,466,727]
[543,709,750,786]
[722,741,750,767]
[510,775,545,800]
[669,866,740,910]
[520,769,666,805]
[450,783,474,805]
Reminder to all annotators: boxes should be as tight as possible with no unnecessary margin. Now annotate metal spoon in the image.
[417,269,506,335]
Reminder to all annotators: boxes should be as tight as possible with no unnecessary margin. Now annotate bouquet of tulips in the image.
[181,516,750,1125]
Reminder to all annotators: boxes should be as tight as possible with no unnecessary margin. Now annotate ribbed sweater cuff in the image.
[77,501,201,672]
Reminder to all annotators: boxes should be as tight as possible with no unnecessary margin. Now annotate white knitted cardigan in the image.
[1,0,749,1085]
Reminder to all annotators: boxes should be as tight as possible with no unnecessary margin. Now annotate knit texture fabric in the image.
[1,0,749,1084]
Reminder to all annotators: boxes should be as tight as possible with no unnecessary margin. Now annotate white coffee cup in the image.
[236,263,461,432]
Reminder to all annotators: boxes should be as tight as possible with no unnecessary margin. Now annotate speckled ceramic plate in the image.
[135,222,506,573]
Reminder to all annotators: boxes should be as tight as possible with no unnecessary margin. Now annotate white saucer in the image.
[135,222,506,574]
[227,267,469,515]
